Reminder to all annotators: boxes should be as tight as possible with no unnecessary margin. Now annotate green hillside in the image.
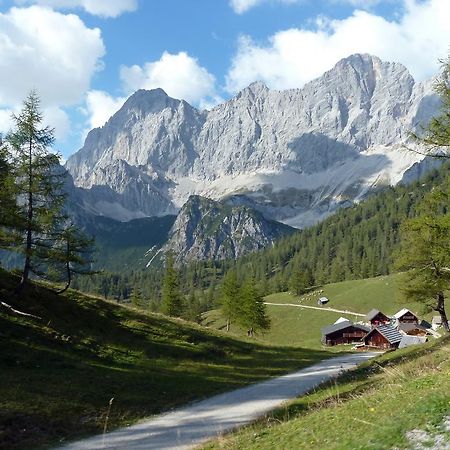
[204,335,450,450]
[202,274,428,348]
[0,269,332,450]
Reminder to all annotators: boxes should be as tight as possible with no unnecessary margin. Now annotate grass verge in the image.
[203,335,450,449]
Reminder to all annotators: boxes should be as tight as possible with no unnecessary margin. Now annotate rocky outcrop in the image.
[163,195,294,262]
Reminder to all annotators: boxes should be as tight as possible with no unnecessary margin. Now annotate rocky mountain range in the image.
[66,53,439,231]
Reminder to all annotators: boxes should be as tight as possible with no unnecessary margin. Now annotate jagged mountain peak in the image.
[66,53,438,228]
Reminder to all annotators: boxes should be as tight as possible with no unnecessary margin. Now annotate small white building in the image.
[317,297,329,306]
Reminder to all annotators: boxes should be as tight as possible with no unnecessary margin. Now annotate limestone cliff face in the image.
[163,196,294,262]
[66,54,439,228]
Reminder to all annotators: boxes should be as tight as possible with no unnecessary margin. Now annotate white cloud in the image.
[230,0,300,14]
[14,0,137,18]
[0,109,14,136]
[120,51,218,106]
[0,6,105,107]
[226,0,450,92]
[44,106,70,141]
[85,90,127,129]
[0,6,105,140]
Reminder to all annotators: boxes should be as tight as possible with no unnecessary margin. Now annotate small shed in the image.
[317,297,329,306]
[397,323,428,337]
[364,324,402,349]
[321,320,370,346]
[431,316,449,330]
[393,308,418,324]
[364,309,390,327]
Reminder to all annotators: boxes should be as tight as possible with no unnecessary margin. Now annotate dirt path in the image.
[265,302,366,317]
[57,353,378,450]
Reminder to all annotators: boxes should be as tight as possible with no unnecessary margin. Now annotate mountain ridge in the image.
[66,53,440,228]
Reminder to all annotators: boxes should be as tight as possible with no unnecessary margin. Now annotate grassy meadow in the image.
[202,273,430,348]
[0,269,333,450]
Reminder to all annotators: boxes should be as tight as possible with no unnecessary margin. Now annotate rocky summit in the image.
[66,54,439,228]
[162,195,294,263]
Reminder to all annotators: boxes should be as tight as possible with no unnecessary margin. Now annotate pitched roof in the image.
[321,320,370,336]
[364,308,389,321]
[334,317,349,324]
[366,324,402,345]
[393,308,417,319]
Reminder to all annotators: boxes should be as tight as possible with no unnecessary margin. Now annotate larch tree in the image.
[161,252,183,317]
[411,54,450,156]
[221,269,241,331]
[49,223,96,294]
[238,278,270,336]
[395,180,450,332]
[6,91,67,293]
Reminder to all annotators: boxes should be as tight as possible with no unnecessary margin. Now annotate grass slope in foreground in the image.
[203,274,427,348]
[204,335,450,449]
[0,269,332,450]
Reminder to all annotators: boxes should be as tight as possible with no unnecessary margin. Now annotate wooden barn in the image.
[364,308,390,327]
[393,308,418,324]
[364,324,403,349]
[321,321,370,346]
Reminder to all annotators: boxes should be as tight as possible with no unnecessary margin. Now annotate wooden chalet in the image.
[364,324,402,349]
[364,308,390,327]
[393,308,418,324]
[321,320,370,346]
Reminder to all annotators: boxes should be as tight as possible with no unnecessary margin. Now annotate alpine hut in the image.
[364,324,402,349]
[364,309,390,327]
[321,320,370,346]
[393,308,418,324]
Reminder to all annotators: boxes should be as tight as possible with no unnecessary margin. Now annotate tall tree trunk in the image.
[15,138,33,294]
[436,291,449,333]
[56,241,71,295]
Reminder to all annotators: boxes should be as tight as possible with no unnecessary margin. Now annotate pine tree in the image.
[6,92,66,292]
[395,180,450,332]
[161,252,183,317]
[221,270,241,331]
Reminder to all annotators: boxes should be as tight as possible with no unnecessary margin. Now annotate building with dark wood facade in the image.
[364,324,402,349]
[321,321,370,346]
[364,309,391,327]
[393,308,418,324]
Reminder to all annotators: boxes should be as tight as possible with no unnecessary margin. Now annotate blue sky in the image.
[0,0,448,159]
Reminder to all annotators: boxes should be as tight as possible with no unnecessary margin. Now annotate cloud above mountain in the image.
[226,0,450,92]
[14,0,137,17]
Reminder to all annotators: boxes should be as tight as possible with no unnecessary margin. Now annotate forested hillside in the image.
[74,163,450,309]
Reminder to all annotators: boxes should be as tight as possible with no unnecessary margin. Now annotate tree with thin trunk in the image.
[238,278,270,335]
[161,252,183,317]
[6,91,66,293]
[49,224,96,294]
[221,269,241,331]
[395,180,450,332]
